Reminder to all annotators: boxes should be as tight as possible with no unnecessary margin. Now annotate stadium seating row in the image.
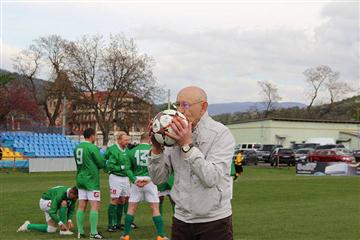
[0,132,79,158]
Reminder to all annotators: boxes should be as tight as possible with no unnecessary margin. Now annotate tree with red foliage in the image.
[0,74,40,124]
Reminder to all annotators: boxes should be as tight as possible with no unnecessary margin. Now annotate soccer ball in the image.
[151,109,188,146]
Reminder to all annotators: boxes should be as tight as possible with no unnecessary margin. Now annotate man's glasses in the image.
[173,101,203,110]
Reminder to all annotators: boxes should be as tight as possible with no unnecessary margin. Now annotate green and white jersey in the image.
[126,143,151,183]
[105,144,129,177]
[41,186,76,224]
[74,141,104,191]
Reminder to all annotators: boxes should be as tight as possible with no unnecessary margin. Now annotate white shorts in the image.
[158,190,171,197]
[129,181,159,203]
[109,174,130,198]
[78,189,101,201]
[39,198,52,222]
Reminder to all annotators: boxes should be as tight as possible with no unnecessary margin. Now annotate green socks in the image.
[27,224,48,232]
[152,215,165,237]
[159,202,164,216]
[89,210,99,235]
[123,214,134,235]
[116,204,124,226]
[123,202,128,215]
[108,204,116,227]
[59,206,68,223]
[76,210,85,234]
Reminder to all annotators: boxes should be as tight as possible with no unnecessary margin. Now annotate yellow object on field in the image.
[235,152,243,165]
[0,147,24,160]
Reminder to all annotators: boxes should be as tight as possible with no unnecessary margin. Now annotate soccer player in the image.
[105,131,134,232]
[234,150,244,181]
[17,186,78,235]
[157,174,175,216]
[74,128,105,239]
[120,133,168,240]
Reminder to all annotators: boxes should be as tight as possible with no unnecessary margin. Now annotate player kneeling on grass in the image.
[120,133,168,240]
[17,186,78,235]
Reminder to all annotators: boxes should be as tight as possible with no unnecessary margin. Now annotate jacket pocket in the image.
[191,185,222,216]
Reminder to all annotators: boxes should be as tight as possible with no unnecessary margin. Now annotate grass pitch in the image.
[1,167,359,240]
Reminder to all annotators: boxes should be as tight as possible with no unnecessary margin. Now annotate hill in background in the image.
[208,102,306,116]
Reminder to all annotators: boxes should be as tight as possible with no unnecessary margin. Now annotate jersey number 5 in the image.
[76,148,83,165]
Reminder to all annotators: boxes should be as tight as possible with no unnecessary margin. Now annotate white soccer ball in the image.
[151,109,188,146]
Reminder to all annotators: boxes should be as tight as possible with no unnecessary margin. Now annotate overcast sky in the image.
[1,0,359,104]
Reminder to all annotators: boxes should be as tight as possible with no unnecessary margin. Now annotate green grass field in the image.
[1,167,359,240]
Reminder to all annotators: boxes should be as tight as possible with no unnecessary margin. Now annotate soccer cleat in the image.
[107,226,116,232]
[77,233,86,239]
[120,235,130,240]
[60,230,74,235]
[156,236,169,240]
[131,223,138,229]
[17,220,30,232]
[90,232,104,239]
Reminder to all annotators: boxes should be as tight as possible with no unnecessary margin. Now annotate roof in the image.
[229,117,360,125]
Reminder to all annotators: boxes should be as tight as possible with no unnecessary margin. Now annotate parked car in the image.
[235,143,262,151]
[308,149,355,163]
[233,149,258,166]
[352,149,360,162]
[315,144,345,150]
[291,143,319,150]
[257,144,283,163]
[295,148,314,162]
[270,148,295,166]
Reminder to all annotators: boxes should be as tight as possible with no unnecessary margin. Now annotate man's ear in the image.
[201,101,208,113]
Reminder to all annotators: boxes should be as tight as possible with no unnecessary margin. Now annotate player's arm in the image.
[67,200,76,221]
[91,146,105,169]
[125,152,137,183]
[107,154,122,173]
[48,197,64,226]
[148,148,172,185]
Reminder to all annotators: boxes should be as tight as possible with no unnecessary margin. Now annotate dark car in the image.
[257,144,283,163]
[353,150,360,162]
[270,148,295,166]
[308,149,355,163]
[233,149,258,166]
[291,142,319,150]
[315,144,345,150]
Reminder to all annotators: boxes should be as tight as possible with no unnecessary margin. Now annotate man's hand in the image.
[59,223,68,231]
[166,117,192,146]
[66,221,74,230]
[135,180,149,188]
[148,120,163,154]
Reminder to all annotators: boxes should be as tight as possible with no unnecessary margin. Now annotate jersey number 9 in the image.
[76,148,83,165]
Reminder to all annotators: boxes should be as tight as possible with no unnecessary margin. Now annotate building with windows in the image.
[228,118,360,150]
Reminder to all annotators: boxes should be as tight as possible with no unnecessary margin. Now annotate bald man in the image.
[148,86,235,240]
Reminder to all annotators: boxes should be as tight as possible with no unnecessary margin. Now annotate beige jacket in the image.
[149,112,235,223]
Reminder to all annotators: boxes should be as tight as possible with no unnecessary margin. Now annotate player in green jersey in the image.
[17,186,78,236]
[120,133,168,240]
[105,131,136,232]
[74,128,105,239]
[157,174,175,216]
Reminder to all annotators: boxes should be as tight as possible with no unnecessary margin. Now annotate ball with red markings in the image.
[151,109,188,146]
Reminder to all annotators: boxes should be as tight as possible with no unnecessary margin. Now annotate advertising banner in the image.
[296,162,360,176]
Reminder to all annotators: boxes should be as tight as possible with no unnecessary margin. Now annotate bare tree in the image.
[65,34,159,145]
[257,80,281,117]
[13,35,71,127]
[303,65,338,110]
[324,73,353,105]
